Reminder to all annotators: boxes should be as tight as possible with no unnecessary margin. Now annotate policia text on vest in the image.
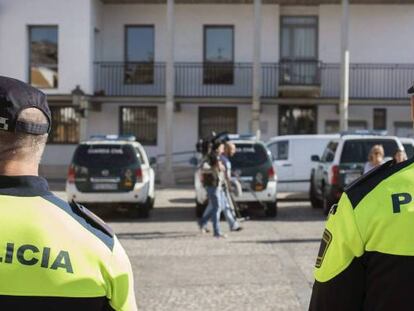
[0,243,73,273]
[309,157,414,311]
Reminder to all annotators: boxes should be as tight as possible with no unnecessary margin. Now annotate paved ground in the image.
[54,188,326,311]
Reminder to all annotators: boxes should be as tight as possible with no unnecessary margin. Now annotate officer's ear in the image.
[411,95,414,122]
[409,85,414,122]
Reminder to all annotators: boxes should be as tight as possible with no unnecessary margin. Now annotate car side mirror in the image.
[311,155,320,162]
[149,157,157,166]
[189,157,198,166]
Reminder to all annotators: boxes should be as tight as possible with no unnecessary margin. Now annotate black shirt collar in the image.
[0,175,50,196]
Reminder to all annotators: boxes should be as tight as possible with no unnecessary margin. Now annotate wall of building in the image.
[0,0,95,94]
[317,104,411,135]
[100,4,279,62]
[319,5,414,63]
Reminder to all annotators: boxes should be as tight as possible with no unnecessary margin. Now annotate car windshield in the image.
[403,143,414,158]
[340,139,399,164]
[73,144,139,168]
[230,143,270,168]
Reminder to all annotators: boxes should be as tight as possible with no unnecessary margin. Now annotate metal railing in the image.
[94,61,414,99]
[94,62,165,96]
[279,60,321,86]
[175,62,252,97]
[321,63,414,99]
[261,63,279,98]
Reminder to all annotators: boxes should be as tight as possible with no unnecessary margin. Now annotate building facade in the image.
[0,0,413,178]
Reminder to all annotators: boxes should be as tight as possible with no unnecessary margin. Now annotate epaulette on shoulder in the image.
[70,201,114,238]
[345,158,414,208]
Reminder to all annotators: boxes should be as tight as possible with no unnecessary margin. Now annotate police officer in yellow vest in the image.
[309,85,414,311]
[0,76,137,310]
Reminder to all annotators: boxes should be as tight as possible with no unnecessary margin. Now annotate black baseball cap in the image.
[0,76,51,135]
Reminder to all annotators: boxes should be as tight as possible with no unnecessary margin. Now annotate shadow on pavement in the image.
[98,206,197,223]
[169,198,195,204]
[276,204,326,222]
[231,238,321,245]
[116,231,198,240]
[97,204,326,223]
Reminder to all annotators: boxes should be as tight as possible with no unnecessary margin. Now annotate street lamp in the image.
[72,85,88,118]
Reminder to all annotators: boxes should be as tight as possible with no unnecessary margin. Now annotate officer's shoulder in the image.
[345,158,414,208]
[42,194,114,251]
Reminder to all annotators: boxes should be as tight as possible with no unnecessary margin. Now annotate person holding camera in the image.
[198,141,227,238]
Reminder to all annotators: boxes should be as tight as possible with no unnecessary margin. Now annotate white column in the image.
[162,0,175,186]
[339,0,350,132]
[252,0,262,139]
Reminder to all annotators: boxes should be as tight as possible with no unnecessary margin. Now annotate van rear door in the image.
[290,138,331,192]
[268,140,292,192]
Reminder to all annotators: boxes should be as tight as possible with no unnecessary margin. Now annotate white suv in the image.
[66,135,155,217]
[310,133,404,215]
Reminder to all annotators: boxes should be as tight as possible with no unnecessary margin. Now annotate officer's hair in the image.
[0,108,48,162]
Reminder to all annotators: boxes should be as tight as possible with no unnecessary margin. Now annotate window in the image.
[204,26,234,84]
[394,122,413,138]
[29,26,58,88]
[121,107,158,145]
[268,141,289,161]
[230,143,270,169]
[321,142,338,163]
[280,16,318,85]
[199,107,237,139]
[340,139,398,163]
[325,120,339,134]
[125,26,155,84]
[325,120,368,133]
[349,120,367,131]
[49,107,79,144]
[279,106,317,135]
[373,108,386,130]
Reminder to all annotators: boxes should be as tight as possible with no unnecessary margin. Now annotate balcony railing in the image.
[175,62,252,97]
[321,63,414,99]
[94,62,166,96]
[94,62,414,99]
[279,60,321,86]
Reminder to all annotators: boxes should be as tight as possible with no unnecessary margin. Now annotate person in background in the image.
[220,142,242,231]
[394,148,408,164]
[198,141,227,238]
[363,144,385,174]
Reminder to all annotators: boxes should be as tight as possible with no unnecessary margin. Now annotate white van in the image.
[266,134,339,193]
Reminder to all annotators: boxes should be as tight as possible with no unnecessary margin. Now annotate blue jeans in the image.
[221,189,240,230]
[201,188,239,231]
[200,187,222,236]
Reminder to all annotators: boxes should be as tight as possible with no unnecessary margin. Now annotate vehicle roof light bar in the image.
[89,135,136,141]
[340,130,388,137]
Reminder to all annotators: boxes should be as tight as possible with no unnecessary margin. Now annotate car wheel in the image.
[148,197,155,209]
[129,200,151,219]
[310,182,322,209]
[265,201,277,218]
[196,200,207,218]
[322,191,335,216]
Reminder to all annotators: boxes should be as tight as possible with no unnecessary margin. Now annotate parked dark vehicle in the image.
[66,135,156,218]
